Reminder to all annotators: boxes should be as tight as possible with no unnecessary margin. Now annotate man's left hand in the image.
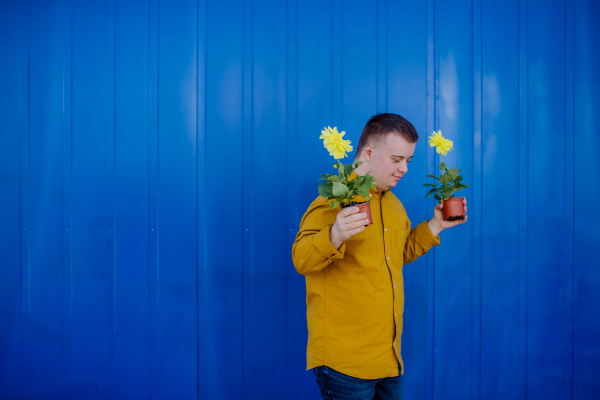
[427,198,468,237]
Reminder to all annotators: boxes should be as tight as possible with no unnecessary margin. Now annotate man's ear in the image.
[365,148,373,161]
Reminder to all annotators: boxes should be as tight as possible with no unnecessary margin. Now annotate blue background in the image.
[1,0,599,399]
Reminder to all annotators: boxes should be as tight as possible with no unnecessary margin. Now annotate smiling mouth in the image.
[393,175,402,180]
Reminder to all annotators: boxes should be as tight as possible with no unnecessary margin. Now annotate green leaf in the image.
[344,163,354,178]
[353,161,364,168]
[434,193,441,202]
[318,183,334,198]
[325,175,339,183]
[332,182,350,197]
[440,189,454,199]
[423,184,437,187]
[329,201,339,209]
[426,174,440,181]
[355,174,376,194]
[337,164,346,176]
[425,188,438,198]
[439,162,446,171]
[447,167,459,181]
[439,173,451,185]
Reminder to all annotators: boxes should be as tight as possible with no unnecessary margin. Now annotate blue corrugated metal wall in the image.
[0,0,598,398]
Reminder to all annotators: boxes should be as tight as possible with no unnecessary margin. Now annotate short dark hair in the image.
[355,113,419,158]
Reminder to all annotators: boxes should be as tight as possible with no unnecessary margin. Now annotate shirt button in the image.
[369,193,372,197]
[384,228,387,232]
[395,313,397,316]
[387,256,389,260]
[393,341,395,345]
[393,284,396,288]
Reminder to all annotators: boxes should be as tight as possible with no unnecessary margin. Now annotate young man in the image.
[292,113,468,400]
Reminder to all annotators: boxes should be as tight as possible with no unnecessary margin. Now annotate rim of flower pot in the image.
[340,200,371,208]
[444,197,464,202]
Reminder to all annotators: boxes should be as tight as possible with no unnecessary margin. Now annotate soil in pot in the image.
[340,201,373,226]
[442,197,465,221]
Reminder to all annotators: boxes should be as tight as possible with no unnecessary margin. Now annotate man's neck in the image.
[353,159,389,192]
[353,159,369,176]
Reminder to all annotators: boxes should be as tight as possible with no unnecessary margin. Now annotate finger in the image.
[346,225,366,236]
[463,198,467,206]
[346,219,370,231]
[464,206,467,213]
[342,218,369,231]
[342,212,368,224]
[340,207,360,217]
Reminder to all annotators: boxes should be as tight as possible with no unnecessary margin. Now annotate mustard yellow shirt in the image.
[292,174,440,379]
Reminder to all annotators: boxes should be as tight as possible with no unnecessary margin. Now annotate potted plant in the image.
[423,130,469,221]
[317,126,378,225]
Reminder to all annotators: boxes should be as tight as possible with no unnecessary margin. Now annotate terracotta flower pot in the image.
[442,197,465,221]
[341,201,373,226]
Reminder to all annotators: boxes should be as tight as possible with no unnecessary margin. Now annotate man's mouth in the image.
[392,175,402,180]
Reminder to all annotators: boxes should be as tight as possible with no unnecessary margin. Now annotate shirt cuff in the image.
[313,224,346,260]
[416,220,441,247]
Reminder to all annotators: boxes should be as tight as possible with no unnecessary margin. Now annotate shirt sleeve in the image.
[292,200,346,276]
[403,220,440,265]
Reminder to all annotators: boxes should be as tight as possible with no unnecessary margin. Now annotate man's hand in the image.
[330,207,370,249]
[427,198,468,237]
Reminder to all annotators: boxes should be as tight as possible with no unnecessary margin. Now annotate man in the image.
[292,113,468,400]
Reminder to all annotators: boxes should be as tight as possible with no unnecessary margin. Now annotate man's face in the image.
[366,133,416,192]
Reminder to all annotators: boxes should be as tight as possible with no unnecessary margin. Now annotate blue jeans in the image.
[313,365,403,400]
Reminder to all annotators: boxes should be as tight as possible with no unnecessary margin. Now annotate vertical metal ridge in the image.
[284,0,290,391]
[384,0,388,111]
[338,0,343,125]
[331,0,334,121]
[61,0,74,396]
[376,0,387,112]
[563,0,575,398]
[202,0,208,396]
[195,0,208,396]
[471,0,483,397]
[104,0,117,396]
[241,0,254,394]
[61,0,66,395]
[332,0,341,125]
[517,0,529,396]
[425,0,436,398]
[195,0,205,397]
[147,0,159,397]
[21,0,32,396]
[18,0,31,396]
[195,0,199,398]
[284,0,298,392]
[147,0,152,395]
[375,0,378,111]
[285,0,299,391]
[69,0,74,393]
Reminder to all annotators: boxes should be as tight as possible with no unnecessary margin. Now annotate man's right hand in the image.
[330,207,370,249]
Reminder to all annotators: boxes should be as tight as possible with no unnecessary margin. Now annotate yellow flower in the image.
[320,126,353,159]
[428,130,453,156]
[333,164,338,169]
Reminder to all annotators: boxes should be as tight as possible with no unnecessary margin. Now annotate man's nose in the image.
[398,163,408,174]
